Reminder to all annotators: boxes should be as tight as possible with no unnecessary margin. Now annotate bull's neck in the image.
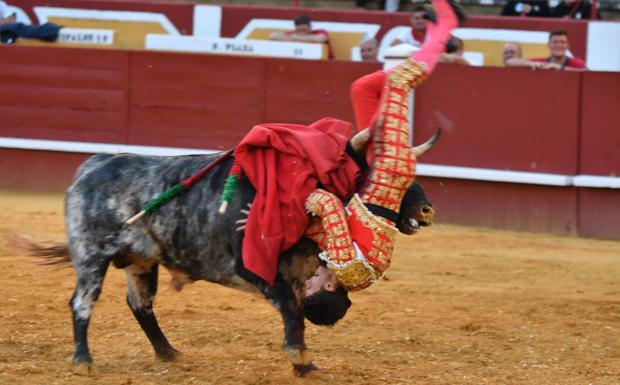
[359,60,426,213]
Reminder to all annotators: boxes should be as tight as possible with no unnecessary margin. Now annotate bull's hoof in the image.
[156,347,182,362]
[71,362,97,376]
[293,363,333,381]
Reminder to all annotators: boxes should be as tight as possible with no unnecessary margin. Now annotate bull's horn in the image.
[412,128,442,157]
[350,128,370,152]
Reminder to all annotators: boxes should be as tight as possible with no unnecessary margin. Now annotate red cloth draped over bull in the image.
[234,118,360,285]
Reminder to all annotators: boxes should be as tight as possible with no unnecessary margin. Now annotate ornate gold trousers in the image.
[360,59,428,213]
[304,60,429,291]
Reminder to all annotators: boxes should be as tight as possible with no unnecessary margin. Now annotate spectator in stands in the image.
[502,42,524,66]
[551,0,597,20]
[356,0,400,12]
[501,1,550,17]
[532,29,587,69]
[503,41,556,69]
[439,35,470,65]
[0,1,16,24]
[352,0,465,131]
[360,37,379,62]
[505,29,587,70]
[0,0,61,44]
[270,14,334,59]
[391,6,429,47]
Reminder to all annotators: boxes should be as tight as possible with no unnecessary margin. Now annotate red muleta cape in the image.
[234,117,361,285]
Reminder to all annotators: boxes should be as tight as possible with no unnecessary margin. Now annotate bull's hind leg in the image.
[125,262,180,361]
[69,255,111,373]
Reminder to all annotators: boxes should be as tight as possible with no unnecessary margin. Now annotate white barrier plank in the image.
[2,137,619,189]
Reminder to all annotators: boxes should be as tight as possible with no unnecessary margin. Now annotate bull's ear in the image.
[412,128,441,157]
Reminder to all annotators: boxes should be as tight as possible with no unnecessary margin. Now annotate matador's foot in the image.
[425,0,466,26]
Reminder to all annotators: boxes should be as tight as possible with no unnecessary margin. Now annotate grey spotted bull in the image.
[46,148,434,376]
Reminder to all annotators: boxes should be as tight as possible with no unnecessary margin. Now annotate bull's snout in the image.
[419,204,435,225]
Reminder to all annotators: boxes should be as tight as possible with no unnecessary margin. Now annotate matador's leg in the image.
[333,0,459,290]
[309,0,460,292]
[360,0,459,214]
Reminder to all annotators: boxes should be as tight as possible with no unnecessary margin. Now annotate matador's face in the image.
[305,265,337,296]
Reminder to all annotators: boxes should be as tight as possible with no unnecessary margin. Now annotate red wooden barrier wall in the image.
[0,45,618,239]
[413,65,581,174]
[578,72,620,239]
[412,65,583,234]
[0,47,129,144]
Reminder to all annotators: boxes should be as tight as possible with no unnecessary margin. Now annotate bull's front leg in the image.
[275,286,316,376]
[274,244,324,378]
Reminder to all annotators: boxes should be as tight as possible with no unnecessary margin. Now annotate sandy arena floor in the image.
[0,191,619,385]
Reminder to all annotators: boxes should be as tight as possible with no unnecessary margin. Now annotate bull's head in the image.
[397,181,434,235]
[396,129,440,234]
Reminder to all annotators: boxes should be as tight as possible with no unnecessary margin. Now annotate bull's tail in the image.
[7,234,72,266]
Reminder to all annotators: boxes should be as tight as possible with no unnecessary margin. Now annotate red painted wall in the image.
[0,45,618,239]
[418,177,578,235]
[0,149,88,191]
[0,47,129,144]
[580,72,620,176]
[577,72,620,239]
[413,65,581,174]
[126,51,378,149]
[0,46,378,150]
[579,189,620,239]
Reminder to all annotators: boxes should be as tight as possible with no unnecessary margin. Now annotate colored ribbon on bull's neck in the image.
[217,160,242,215]
[126,149,234,225]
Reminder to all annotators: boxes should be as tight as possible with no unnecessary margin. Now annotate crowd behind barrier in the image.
[361,0,609,17]
[1,0,619,70]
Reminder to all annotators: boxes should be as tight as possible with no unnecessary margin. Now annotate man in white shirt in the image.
[391,5,430,47]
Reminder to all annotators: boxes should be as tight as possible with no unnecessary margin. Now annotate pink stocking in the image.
[390,0,458,75]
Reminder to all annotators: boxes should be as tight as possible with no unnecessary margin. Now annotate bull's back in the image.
[67,152,222,203]
[64,152,244,283]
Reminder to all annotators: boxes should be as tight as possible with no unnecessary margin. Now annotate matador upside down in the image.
[233,0,464,324]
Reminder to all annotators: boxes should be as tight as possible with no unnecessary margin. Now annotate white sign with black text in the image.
[145,34,324,60]
[57,28,114,45]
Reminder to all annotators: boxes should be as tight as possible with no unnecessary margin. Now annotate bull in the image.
[29,136,436,377]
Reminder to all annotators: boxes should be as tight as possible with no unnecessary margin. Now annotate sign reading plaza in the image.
[145,35,325,60]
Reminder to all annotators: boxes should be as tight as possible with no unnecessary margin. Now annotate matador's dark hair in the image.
[303,286,352,326]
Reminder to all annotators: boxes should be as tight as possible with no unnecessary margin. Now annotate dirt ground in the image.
[0,190,619,385]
